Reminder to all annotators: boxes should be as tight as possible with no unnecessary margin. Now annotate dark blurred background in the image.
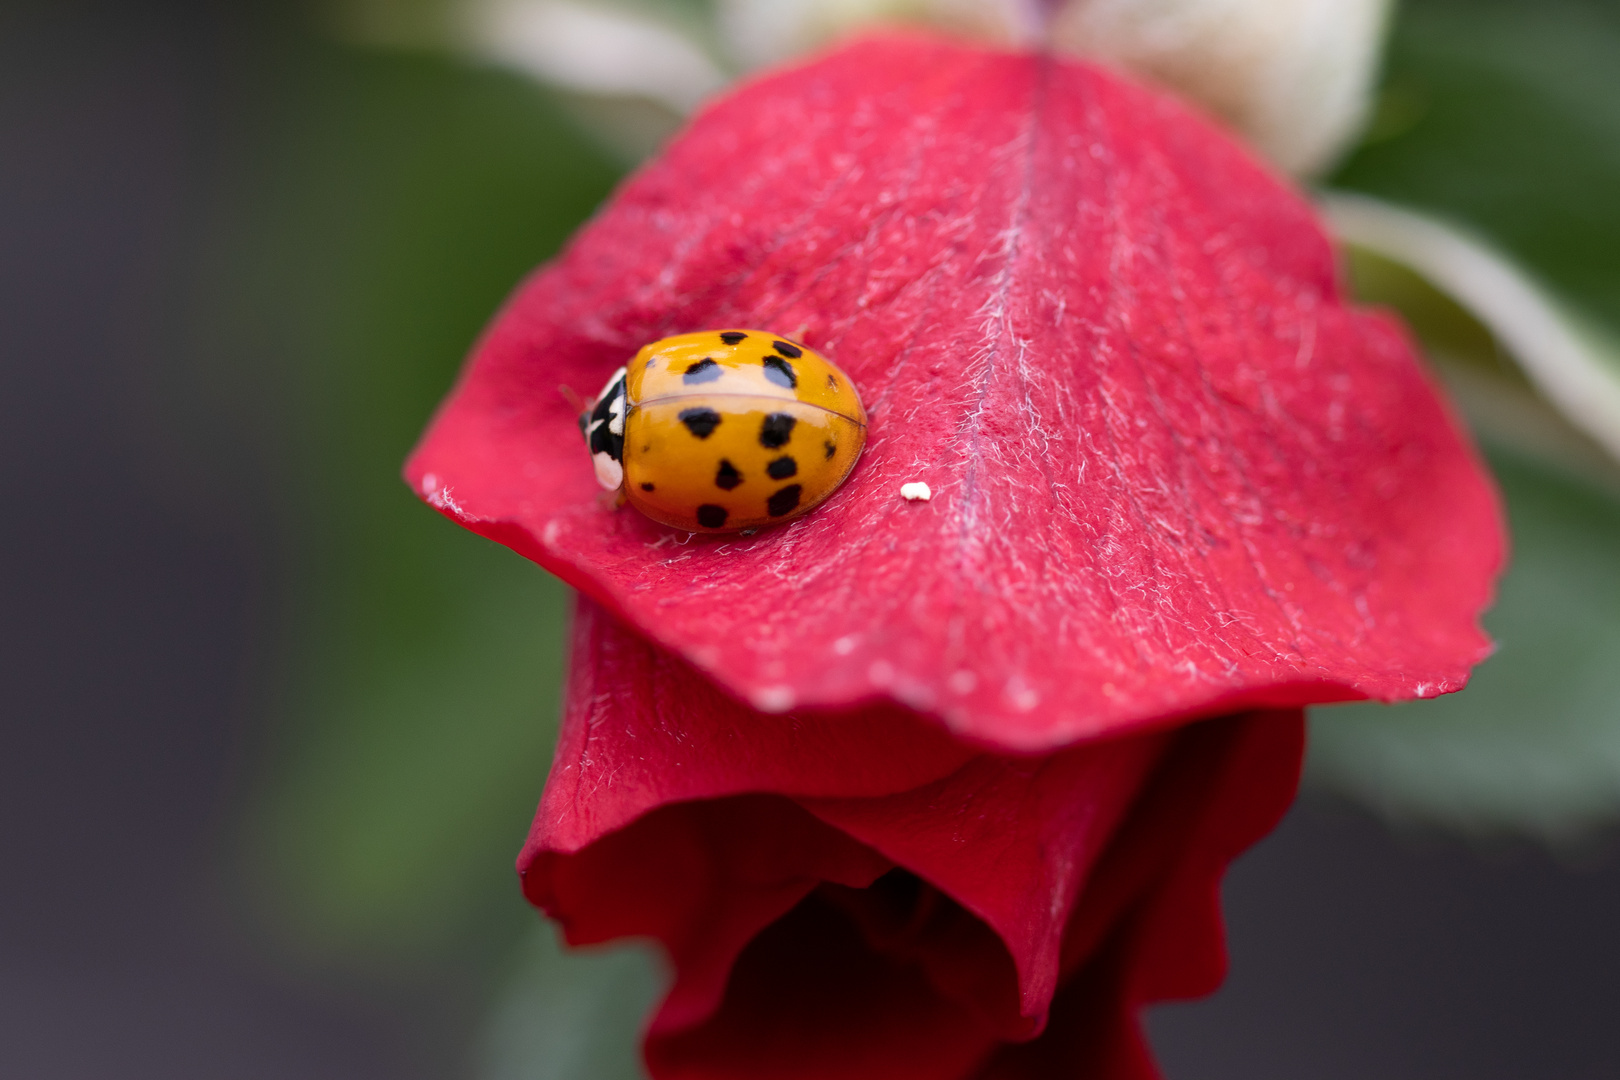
[4,1,1619,1077]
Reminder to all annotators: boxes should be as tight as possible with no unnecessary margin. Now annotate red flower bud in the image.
[529,599,1303,1078]
[408,34,1503,1079]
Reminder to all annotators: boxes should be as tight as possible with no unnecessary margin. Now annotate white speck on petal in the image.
[752,685,796,712]
[949,669,978,694]
[1004,677,1040,711]
[900,481,932,501]
[832,634,860,655]
[895,680,935,709]
[420,473,439,495]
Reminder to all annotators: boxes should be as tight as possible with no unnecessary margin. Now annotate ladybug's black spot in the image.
[683,358,722,384]
[823,440,837,460]
[715,459,743,490]
[772,340,803,359]
[766,456,797,480]
[680,408,722,438]
[762,355,797,389]
[826,374,838,390]
[719,331,747,345]
[759,413,796,448]
[696,505,729,529]
[767,484,802,517]
[641,482,655,492]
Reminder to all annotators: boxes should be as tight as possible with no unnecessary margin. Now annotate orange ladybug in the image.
[581,330,867,532]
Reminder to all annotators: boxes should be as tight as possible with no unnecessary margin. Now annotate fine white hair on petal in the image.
[1048,0,1391,176]
[466,0,728,114]
[1323,192,1620,464]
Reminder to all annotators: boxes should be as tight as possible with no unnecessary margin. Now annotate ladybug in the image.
[580,330,868,532]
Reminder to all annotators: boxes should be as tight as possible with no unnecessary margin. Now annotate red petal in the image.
[407,34,1502,750]
[523,600,1304,1078]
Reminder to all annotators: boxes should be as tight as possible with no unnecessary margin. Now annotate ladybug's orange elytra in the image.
[580,331,867,532]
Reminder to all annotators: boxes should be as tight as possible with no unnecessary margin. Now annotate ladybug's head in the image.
[581,368,629,491]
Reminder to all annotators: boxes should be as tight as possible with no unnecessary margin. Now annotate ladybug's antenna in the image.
[557,384,588,414]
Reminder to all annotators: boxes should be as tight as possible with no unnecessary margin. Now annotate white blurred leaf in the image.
[467,0,728,113]
[1323,192,1620,465]
[716,0,1040,64]
[718,0,1391,174]
[1050,0,1392,176]
[337,0,1391,174]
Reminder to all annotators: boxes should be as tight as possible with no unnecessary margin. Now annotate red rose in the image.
[408,35,1503,1079]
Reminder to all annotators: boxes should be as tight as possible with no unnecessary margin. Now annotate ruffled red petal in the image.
[407,34,1502,751]
[522,601,1304,1078]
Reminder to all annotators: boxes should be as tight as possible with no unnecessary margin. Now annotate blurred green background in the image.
[1318,0,1620,841]
[176,26,658,1073]
[7,0,1620,1077]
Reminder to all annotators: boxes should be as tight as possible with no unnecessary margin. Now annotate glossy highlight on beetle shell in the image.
[579,330,867,532]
